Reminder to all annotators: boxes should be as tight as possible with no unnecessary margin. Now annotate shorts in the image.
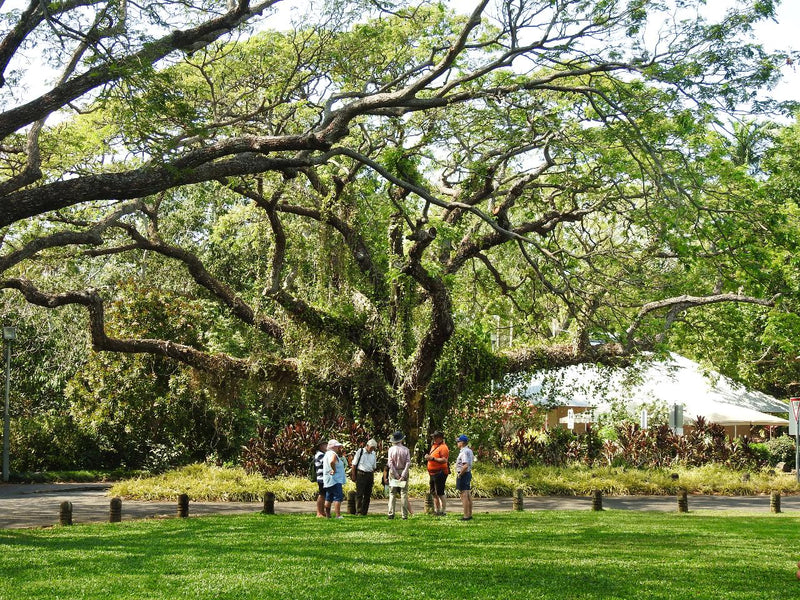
[429,470,447,496]
[317,480,325,498]
[455,471,472,492]
[324,483,344,503]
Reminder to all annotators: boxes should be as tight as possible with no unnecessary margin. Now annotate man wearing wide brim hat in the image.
[386,431,411,519]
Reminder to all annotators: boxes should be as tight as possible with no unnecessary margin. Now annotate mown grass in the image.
[11,469,145,484]
[1,510,799,599]
[109,463,800,502]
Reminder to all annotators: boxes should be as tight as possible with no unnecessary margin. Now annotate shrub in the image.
[764,435,796,466]
[443,394,545,463]
[747,442,771,466]
[241,417,387,478]
[502,427,596,467]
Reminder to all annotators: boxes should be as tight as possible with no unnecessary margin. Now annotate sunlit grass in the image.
[1,511,799,599]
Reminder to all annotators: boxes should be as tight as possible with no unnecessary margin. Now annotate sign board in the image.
[669,404,683,435]
[791,398,800,484]
[558,412,595,425]
[567,408,575,430]
[790,398,800,436]
[640,408,648,430]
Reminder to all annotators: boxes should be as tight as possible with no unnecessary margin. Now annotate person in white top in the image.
[351,438,378,515]
[455,434,474,521]
[322,439,347,519]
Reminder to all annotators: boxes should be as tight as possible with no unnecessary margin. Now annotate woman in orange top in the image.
[424,430,449,516]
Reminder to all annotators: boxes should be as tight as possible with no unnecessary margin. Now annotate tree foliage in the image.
[1,0,797,460]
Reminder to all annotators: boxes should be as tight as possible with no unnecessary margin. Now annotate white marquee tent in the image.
[512,353,789,432]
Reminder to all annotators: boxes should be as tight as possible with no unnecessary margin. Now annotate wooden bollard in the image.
[177,493,189,518]
[770,491,781,513]
[109,497,122,523]
[513,488,524,511]
[591,490,603,511]
[59,501,73,526]
[262,491,275,515]
[347,490,357,515]
[677,489,688,513]
[425,492,434,515]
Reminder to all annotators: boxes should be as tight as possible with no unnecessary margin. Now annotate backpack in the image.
[308,456,317,482]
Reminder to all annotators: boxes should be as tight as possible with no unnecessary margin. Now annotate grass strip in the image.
[1,511,798,599]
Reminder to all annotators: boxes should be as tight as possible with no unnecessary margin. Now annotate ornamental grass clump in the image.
[111,462,800,502]
[110,464,268,502]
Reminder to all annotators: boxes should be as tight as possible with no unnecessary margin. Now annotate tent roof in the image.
[511,353,788,427]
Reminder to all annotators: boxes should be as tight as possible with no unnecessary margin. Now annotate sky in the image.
[0,0,797,107]
[704,0,799,103]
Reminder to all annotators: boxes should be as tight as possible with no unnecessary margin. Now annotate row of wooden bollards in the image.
[56,492,280,526]
[53,488,789,525]
[508,488,786,514]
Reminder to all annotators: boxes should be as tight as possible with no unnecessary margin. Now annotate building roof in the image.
[512,353,788,427]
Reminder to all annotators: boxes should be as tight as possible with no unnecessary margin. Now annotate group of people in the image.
[313,430,474,521]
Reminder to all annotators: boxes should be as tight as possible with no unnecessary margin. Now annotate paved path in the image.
[1,483,799,529]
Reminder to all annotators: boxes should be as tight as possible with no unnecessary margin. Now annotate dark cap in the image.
[431,430,444,439]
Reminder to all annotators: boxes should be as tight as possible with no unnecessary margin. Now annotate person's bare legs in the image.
[316,493,325,517]
[460,490,473,519]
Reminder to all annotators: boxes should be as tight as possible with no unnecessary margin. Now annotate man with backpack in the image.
[311,440,327,517]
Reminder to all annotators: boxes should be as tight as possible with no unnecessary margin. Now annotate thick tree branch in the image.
[0,153,329,228]
[0,201,140,274]
[273,200,389,302]
[0,277,298,382]
[113,221,285,341]
[0,0,279,139]
[245,188,399,384]
[624,293,777,351]
[500,342,630,374]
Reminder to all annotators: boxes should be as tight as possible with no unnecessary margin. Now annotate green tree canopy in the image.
[1,0,797,451]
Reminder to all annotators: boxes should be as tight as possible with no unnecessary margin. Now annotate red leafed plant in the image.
[241,417,387,478]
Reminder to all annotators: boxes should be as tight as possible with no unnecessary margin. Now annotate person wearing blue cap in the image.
[455,434,473,521]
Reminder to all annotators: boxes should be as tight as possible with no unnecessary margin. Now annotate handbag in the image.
[349,448,363,482]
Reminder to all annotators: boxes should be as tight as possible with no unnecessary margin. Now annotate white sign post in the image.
[640,408,648,430]
[669,404,683,435]
[567,408,575,431]
[790,398,800,483]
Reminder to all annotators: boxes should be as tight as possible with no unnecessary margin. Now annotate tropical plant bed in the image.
[108,463,800,502]
[2,511,799,600]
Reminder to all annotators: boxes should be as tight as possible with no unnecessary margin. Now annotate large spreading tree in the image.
[1,0,796,451]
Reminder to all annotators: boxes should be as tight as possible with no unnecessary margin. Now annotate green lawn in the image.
[1,511,798,599]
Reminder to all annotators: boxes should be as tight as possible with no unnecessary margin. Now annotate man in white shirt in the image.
[352,438,378,515]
